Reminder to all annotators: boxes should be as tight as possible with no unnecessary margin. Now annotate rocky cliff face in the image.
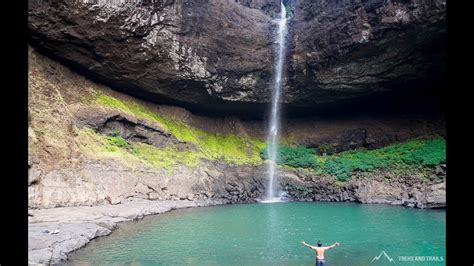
[28,47,444,209]
[28,0,445,116]
[28,0,275,116]
[286,0,446,108]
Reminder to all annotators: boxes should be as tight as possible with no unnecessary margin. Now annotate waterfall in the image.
[263,1,288,202]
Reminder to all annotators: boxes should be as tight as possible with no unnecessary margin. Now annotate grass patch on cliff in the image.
[199,133,265,165]
[132,143,200,170]
[91,94,265,165]
[262,137,446,181]
[77,127,262,174]
[105,131,134,151]
[76,128,200,173]
[76,128,137,161]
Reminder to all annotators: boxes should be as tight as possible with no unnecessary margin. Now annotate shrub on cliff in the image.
[261,137,446,182]
[321,137,446,181]
[261,145,317,168]
[105,131,133,151]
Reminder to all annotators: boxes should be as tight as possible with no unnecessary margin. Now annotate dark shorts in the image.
[315,258,326,266]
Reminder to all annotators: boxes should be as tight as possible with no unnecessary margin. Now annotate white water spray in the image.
[263,1,288,202]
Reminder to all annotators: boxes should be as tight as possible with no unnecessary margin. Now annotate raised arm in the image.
[300,240,316,250]
[324,242,340,250]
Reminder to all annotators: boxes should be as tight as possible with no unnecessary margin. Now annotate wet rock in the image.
[424,181,446,208]
[148,192,160,200]
[281,168,446,209]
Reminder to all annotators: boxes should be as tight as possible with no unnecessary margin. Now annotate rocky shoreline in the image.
[28,198,227,265]
[281,169,446,209]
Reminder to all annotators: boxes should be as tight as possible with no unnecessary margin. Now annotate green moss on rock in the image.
[89,94,265,166]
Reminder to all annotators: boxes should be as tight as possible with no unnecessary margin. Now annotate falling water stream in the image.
[264,1,288,202]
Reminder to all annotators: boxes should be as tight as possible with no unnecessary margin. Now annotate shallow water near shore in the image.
[67,202,445,265]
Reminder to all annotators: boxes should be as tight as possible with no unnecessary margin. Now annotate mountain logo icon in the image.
[370,250,396,264]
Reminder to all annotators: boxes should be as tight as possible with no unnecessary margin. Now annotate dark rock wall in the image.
[287,0,446,109]
[28,0,446,116]
[235,0,280,16]
[29,0,274,114]
[284,114,445,154]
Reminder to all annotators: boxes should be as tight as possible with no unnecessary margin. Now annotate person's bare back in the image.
[314,246,327,260]
[301,240,340,266]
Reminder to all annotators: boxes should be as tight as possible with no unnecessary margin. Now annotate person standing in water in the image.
[301,240,340,266]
